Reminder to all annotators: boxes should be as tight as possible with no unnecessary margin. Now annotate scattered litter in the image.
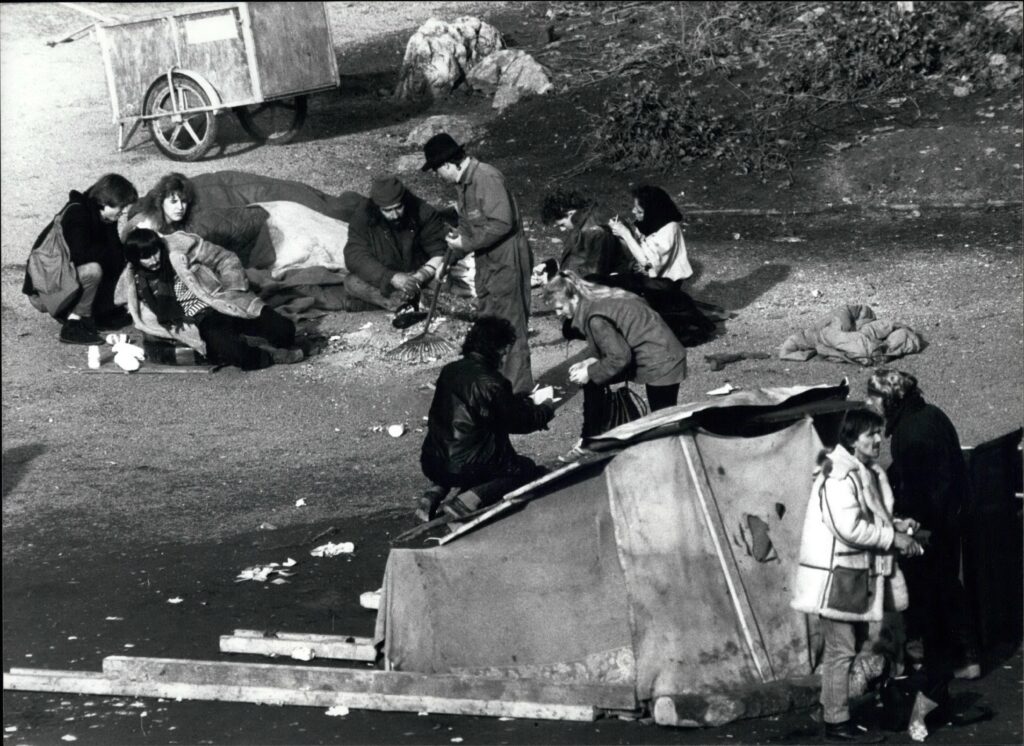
[811,289,823,298]
[282,558,297,567]
[257,522,277,531]
[5,726,18,732]
[732,232,741,240]
[270,578,289,585]
[124,644,134,649]
[295,498,307,507]
[360,589,382,610]
[707,383,737,396]
[68,636,78,640]
[311,542,355,557]
[61,736,77,742]
[328,335,341,342]
[290,647,315,661]
[387,424,406,438]
[167,597,183,604]
[236,563,296,583]
[418,711,430,716]
[451,739,464,743]
[325,705,350,717]
[498,717,513,722]
[772,236,804,243]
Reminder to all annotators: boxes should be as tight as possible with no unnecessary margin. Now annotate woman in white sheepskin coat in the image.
[792,408,922,741]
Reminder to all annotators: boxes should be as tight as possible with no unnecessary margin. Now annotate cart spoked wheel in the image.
[143,74,219,161]
[235,95,308,145]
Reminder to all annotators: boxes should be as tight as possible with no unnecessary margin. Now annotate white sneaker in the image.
[558,441,589,463]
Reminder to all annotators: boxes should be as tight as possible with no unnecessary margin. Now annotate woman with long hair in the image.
[544,270,686,458]
[607,184,693,282]
[121,228,304,370]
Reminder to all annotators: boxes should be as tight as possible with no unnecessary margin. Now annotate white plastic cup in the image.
[87,345,101,369]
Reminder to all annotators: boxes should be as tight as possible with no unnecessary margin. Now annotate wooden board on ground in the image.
[219,630,377,662]
[100,656,634,709]
[3,666,607,721]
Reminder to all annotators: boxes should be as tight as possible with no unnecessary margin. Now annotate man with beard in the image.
[342,175,449,313]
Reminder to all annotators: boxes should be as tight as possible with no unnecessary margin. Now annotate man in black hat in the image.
[421,133,535,393]
[342,175,449,312]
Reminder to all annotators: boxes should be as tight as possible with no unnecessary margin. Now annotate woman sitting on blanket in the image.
[119,228,305,370]
[125,173,271,267]
[607,185,693,282]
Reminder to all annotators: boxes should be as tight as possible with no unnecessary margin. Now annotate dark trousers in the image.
[453,457,548,511]
[196,306,295,370]
[581,381,680,437]
[900,545,967,703]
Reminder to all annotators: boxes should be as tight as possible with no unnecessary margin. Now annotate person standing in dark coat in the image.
[420,316,554,521]
[866,370,982,709]
[343,175,448,312]
[422,133,535,394]
[23,174,138,344]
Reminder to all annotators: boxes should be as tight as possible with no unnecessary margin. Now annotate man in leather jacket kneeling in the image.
[419,316,555,522]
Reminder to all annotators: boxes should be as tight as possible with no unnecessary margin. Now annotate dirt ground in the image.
[2,2,1022,744]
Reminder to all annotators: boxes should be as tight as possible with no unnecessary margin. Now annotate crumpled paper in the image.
[310,542,354,557]
[236,557,297,582]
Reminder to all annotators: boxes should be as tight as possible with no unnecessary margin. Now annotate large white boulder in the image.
[467,49,554,111]
[395,17,504,101]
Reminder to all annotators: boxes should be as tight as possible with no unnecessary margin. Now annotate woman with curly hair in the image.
[607,184,693,282]
[866,370,981,732]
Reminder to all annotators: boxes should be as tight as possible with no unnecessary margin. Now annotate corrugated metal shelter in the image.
[375,383,857,725]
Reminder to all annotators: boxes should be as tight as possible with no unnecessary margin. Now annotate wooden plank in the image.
[220,630,376,662]
[246,1,337,97]
[3,670,598,721]
[101,656,635,710]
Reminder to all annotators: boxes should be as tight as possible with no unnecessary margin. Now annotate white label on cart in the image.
[185,14,237,45]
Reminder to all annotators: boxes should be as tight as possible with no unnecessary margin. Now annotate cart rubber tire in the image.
[143,74,219,162]
[235,95,308,145]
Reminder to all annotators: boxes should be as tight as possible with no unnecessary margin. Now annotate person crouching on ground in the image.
[342,175,448,313]
[544,270,686,460]
[23,173,139,344]
[792,408,923,744]
[419,316,555,521]
[121,229,304,370]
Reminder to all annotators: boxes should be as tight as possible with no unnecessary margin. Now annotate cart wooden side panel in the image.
[246,2,338,99]
[97,19,178,121]
[174,6,255,105]
[97,4,259,123]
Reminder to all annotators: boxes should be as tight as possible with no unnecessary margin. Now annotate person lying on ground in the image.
[419,316,555,522]
[607,184,693,282]
[23,173,138,345]
[792,408,922,744]
[544,270,687,460]
[342,175,448,313]
[422,132,535,394]
[120,229,305,370]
